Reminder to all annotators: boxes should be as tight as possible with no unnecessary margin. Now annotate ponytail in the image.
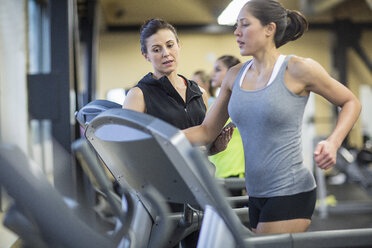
[277,10,308,48]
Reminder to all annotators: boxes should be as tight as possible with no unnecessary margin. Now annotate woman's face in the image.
[143,29,180,78]
[233,7,268,56]
[211,59,228,88]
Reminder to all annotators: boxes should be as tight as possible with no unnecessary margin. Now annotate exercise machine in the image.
[0,144,116,248]
[85,108,372,247]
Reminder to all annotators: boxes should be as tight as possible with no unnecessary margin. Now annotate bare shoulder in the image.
[223,62,245,90]
[123,86,145,112]
[287,55,342,95]
[127,86,143,98]
[287,55,325,83]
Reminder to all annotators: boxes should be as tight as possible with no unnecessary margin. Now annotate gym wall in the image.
[98,29,372,148]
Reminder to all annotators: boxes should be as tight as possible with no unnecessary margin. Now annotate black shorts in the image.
[248,189,316,229]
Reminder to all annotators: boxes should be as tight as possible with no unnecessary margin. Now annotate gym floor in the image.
[1,179,372,248]
[309,181,372,232]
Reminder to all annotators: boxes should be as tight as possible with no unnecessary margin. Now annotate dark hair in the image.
[244,0,308,48]
[217,55,241,69]
[140,18,179,54]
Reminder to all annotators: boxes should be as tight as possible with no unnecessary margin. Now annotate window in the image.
[28,0,50,74]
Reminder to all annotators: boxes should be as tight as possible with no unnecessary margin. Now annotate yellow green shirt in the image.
[209,118,245,178]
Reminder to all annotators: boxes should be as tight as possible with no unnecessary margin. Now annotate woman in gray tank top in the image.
[184,0,361,235]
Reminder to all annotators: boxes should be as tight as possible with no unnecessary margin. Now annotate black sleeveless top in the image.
[135,73,206,130]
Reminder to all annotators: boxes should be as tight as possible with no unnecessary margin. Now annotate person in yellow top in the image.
[209,55,245,196]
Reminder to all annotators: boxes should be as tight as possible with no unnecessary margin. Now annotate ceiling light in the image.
[218,0,248,26]
[366,0,372,10]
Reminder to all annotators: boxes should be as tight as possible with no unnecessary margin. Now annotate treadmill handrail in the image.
[0,144,114,248]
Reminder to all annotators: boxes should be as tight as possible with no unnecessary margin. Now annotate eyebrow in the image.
[151,39,175,48]
[151,44,161,48]
[237,18,248,22]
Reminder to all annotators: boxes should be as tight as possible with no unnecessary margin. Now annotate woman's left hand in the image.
[208,126,234,155]
[313,140,338,170]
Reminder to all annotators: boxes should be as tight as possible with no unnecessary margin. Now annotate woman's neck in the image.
[167,72,180,85]
[152,70,175,79]
[252,49,280,75]
[153,71,184,88]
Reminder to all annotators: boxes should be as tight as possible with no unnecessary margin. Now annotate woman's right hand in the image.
[313,140,338,170]
[208,126,234,155]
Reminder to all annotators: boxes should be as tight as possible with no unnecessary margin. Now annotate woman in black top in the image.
[123,18,233,248]
[124,18,232,152]
[123,19,208,130]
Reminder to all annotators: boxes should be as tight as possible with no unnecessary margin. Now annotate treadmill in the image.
[85,107,372,248]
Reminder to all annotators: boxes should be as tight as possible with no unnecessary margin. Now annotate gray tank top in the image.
[228,55,316,197]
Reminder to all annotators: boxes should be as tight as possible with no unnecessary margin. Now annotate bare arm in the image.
[122,87,146,113]
[289,57,362,169]
[183,65,240,145]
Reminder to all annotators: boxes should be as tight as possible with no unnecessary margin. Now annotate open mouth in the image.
[237,41,245,48]
[163,60,174,65]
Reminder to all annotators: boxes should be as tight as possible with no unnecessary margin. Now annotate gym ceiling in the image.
[90,0,372,30]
